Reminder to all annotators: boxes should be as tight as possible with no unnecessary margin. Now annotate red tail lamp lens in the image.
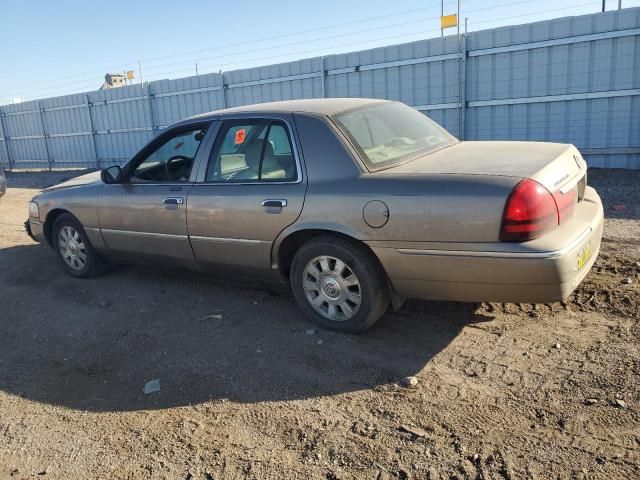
[553,188,576,223]
[500,179,558,242]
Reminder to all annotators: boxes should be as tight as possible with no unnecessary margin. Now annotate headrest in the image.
[244,140,274,171]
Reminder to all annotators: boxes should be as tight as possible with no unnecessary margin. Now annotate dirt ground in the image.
[0,169,638,480]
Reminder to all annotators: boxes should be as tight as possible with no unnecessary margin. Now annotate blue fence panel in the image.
[151,73,225,127]
[0,7,638,170]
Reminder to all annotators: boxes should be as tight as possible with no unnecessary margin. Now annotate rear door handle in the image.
[261,199,287,208]
[163,197,184,205]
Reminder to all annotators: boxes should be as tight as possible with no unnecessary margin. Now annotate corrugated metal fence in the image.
[1,7,638,170]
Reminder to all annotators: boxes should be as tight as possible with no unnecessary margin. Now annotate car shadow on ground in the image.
[0,243,491,412]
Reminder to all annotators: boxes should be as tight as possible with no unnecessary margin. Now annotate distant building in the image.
[99,73,126,90]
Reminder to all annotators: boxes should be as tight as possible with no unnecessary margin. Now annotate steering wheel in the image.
[164,155,191,181]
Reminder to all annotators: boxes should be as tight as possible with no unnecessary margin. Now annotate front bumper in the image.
[26,219,45,243]
[370,186,604,304]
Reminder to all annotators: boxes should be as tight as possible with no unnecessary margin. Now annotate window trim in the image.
[197,116,304,185]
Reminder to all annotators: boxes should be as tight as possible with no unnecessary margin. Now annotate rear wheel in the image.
[290,235,390,333]
[53,213,103,278]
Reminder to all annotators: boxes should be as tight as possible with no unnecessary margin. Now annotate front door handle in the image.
[261,199,287,208]
[163,197,184,205]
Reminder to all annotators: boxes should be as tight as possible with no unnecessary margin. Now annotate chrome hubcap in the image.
[322,277,341,299]
[303,255,362,322]
[58,226,87,270]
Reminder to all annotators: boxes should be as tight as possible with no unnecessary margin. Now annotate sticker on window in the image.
[234,128,246,145]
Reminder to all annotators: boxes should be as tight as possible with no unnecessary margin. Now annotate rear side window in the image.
[267,124,292,155]
[205,119,298,182]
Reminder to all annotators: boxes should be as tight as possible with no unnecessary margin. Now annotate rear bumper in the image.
[370,186,604,304]
[26,219,45,243]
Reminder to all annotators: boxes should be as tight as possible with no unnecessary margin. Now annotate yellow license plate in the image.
[577,242,592,270]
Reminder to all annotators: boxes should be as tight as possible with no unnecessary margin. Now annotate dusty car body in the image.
[26,98,604,332]
[0,164,6,199]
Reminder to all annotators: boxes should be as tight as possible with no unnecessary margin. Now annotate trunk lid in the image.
[383,141,587,194]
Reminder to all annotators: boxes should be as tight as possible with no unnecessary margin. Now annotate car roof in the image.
[185,97,391,122]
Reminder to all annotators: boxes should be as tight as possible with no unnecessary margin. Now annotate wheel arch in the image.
[43,208,75,247]
[273,225,386,280]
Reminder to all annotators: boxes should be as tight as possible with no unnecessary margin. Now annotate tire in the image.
[52,213,104,278]
[290,235,390,333]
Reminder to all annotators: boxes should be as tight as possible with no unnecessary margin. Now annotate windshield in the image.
[331,102,457,171]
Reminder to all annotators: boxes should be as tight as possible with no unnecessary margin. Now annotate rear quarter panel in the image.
[287,112,519,245]
[294,174,518,243]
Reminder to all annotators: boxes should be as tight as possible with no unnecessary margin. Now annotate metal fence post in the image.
[320,56,326,98]
[0,110,13,171]
[220,72,227,109]
[458,33,467,140]
[86,95,100,168]
[38,101,52,171]
[146,82,157,138]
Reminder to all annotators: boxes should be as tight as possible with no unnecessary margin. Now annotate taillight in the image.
[500,179,558,242]
[553,187,576,223]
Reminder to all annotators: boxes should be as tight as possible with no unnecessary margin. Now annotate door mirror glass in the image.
[101,165,123,184]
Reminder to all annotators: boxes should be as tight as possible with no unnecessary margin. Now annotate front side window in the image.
[331,102,457,171]
[205,119,297,183]
[131,127,207,183]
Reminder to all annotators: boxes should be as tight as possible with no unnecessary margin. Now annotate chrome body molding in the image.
[100,228,188,240]
[189,235,269,245]
[397,227,592,259]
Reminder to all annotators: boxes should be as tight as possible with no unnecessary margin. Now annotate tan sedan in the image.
[26,99,603,332]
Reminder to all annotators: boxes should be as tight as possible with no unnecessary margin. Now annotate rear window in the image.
[331,102,457,171]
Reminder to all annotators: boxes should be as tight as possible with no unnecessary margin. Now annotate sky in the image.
[0,0,638,104]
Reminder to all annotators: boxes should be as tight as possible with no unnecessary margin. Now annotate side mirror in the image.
[101,165,123,184]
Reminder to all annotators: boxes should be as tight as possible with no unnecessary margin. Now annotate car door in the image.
[187,115,307,277]
[97,122,212,265]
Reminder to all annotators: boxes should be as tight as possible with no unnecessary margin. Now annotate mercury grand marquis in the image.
[26,98,603,332]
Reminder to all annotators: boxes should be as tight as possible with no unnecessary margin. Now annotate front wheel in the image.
[290,236,390,333]
[52,213,103,278]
